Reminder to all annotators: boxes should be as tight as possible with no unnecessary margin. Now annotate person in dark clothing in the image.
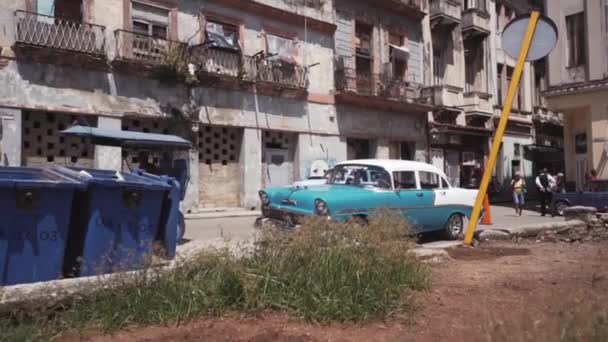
[535,168,556,216]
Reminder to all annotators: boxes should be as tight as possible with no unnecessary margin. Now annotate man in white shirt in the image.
[535,168,556,216]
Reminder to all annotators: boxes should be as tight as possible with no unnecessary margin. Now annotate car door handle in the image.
[417,193,424,197]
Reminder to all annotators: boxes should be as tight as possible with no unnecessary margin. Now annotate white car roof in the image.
[336,159,449,178]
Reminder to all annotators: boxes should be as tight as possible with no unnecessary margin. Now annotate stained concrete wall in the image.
[0,61,189,118]
[295,133,346,180]
[0,107,22,167]
[95,117,122,170]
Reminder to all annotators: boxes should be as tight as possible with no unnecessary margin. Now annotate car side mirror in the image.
[395,185,402,193]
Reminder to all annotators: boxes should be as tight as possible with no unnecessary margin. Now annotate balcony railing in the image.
[114,29,187,66]
[255,59,308,89]
[14,10,106,55]
[189,45,242,78]
[336,68,422,101]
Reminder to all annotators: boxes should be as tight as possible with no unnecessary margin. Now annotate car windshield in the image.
[329,164,392,189]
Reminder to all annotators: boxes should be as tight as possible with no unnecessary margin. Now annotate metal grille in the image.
[189,45,242,78]
[256,59,308,89]
[115,29,187,65]
[15,10,106,55]
[336,67,422,100]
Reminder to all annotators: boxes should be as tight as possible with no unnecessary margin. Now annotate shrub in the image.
[0,210,428,340]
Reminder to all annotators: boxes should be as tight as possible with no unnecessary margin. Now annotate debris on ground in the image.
[537,217,608,243]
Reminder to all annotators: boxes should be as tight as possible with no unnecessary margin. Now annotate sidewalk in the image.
[477,204,563,233]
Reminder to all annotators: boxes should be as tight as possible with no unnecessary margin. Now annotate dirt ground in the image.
[64,241,608,342]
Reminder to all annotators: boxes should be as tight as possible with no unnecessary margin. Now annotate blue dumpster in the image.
[0,167,81,285]
[56,168,170,277]
[131,169,181,259]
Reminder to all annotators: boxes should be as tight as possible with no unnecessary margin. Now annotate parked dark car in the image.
[552,180,608,215]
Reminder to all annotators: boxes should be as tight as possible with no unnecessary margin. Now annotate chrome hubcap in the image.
[450,215,463,235]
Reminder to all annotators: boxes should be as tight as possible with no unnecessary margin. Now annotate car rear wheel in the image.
[554,201,569,216]
[444,213,464,241]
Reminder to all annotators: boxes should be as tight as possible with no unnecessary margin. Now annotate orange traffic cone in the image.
[481,194,493,225]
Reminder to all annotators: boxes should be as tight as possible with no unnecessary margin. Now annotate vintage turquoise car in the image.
[258,159,479,240]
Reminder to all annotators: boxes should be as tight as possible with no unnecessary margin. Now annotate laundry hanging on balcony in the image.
[389,44,410,61]
[206,21,240,51]
[266,34,299,65]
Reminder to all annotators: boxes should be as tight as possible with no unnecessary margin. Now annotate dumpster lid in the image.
[61,126,192,149]
[54,167,171,190]
[0,167,83,188]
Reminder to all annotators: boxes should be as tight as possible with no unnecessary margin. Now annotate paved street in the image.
[183,204,565,248]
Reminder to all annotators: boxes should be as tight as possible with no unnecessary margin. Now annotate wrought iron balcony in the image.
[255,59,308,89]
[114,29,187,66]
[14,10,106,56]
[336,68,422,102]
[430,0,462,28]
[189,45,242,79]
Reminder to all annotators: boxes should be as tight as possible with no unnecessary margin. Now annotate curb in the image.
[185,211,261,220]
[478,219,587,240]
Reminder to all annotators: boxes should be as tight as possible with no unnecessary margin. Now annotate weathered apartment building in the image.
[543,0,608,190]
[426,0,563,192]
[0,0,433,211]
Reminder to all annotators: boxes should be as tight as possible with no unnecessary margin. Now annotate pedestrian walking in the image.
[510,173,526,216]
[535,168,556,216]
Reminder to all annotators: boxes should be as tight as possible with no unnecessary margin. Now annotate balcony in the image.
[188,47,307,95]
[255,59,308,90]
[14,10,106,68]
[430,0,462,28]
[532,107,563,126]
[462,7,490,38]
[113,29,188,78]
[373,0,426,20]
[463,91,493,122]
[188,44,244,83]
[422,84,464,108]
[335,68,431,113]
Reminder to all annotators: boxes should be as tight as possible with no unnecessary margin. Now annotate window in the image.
[266,33,298,64]
[497,63,503,103]
[566,13,586,67]
[393,171,417,190]
[441,177,450,189]
[514,143,521,157]
[389,32,407,79]
[206,19,239,50]
[419,172,440,189]
[131,2,169,39]
[329,164,391,189]
[355,21,372,57]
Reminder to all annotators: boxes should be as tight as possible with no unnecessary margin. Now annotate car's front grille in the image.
[263,207,305,225]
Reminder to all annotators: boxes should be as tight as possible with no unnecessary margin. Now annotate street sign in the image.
[464,11,557,245]
[502,14,558,62]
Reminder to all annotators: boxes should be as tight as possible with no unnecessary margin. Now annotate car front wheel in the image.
[444,213,464,241]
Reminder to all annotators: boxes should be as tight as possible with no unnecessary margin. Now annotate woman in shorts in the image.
[511,173,526,216]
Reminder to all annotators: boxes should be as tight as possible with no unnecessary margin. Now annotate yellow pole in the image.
[464,11,540,245]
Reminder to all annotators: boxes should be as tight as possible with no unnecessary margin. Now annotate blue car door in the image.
[392,170,435,231]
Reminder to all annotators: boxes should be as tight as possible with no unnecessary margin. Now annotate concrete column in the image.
[181,148,200,213]
[296,134,346,179]
[240,127,262,210]
[94,116,122,170]
[0,108,22,167]
[374,139,390,159]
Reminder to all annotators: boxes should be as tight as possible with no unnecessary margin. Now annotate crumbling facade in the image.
[0,0,432,211]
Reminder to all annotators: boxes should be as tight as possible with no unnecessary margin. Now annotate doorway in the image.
[265,149,290,188]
